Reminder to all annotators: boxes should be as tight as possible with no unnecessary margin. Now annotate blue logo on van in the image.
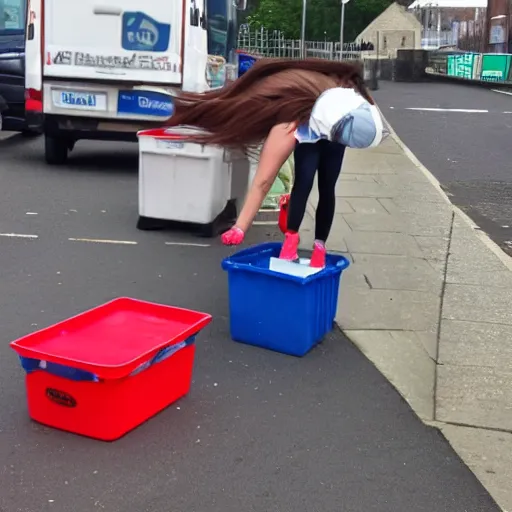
[122,12,170,52]
[118,90,174,117]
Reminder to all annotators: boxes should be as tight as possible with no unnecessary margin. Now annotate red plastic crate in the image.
[10,298,212,441]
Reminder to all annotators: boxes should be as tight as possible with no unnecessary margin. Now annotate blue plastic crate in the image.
[221,242,350,357]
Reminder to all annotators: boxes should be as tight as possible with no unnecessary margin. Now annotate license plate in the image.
[52,90,107,111]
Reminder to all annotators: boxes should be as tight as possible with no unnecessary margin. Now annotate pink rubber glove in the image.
[221,226,245,245]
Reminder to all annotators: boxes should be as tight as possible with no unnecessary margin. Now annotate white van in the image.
[24,0,245,164]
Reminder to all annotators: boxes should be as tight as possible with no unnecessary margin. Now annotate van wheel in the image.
[45,135,69,165]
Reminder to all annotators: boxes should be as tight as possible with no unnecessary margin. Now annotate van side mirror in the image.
[233,0,247,10]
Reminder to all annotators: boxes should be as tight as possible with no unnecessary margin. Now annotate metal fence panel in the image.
[237,27,364,61]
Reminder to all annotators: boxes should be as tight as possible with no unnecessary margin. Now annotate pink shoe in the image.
[279,232,300,261]
[310,241,326,268]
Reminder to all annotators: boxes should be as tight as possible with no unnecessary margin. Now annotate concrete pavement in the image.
[304,128,512,511]
[0,135,500,512]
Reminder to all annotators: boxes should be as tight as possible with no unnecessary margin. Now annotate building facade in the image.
[486,0,511,52]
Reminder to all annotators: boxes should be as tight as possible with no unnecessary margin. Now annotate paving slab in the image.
[337,287,439,331]
[379,197,454,216]
[334,181,392,198]
[375,174,441,190]
[345,231,425,257]
[351,253,442,293]
[441,425,512,512]
[334,198,355,214]
[364,138,403,155]
[448,268,512,288]
[339,173,379,183]
[345,197,389,214]
[443,283,512,325]
[344,212,451,237]
[436,364,512,431]
[341,152,398,175]
[414,330,439,362]
[447,220,512,286]
[439,319,512,369]
[413,235,450,262]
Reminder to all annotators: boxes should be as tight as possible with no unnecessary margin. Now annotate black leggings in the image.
[287,140,346,242]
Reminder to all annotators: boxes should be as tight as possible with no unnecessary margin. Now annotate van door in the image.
[43,0,183,85]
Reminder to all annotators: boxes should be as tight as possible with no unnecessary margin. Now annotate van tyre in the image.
[45,135,69,165]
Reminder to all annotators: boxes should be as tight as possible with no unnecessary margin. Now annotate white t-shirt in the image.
[294,87,386,149]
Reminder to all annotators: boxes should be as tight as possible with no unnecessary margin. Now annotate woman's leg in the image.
[286,142,321,232]
[279,141,321,261]
[315,141,346,243]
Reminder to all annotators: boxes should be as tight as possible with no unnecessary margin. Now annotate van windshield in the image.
[0,0,26,36]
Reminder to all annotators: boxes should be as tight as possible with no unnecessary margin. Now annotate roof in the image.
[356,2,422,40]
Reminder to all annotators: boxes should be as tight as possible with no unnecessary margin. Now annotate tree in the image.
[246,0,304,39]
[247,0,395,42]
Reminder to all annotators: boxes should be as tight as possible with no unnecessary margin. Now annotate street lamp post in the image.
[339,0,351,60]
[301,0,307,58]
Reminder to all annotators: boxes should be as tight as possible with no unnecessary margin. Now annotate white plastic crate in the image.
[137,127,249,225]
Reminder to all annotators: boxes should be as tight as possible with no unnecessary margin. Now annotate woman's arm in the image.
[234,122,297,232]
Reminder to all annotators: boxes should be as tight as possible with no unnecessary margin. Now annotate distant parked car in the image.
[0,0,39,135]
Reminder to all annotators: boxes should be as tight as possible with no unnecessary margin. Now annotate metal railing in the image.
[421,29,456,48]
[236,27,366,61]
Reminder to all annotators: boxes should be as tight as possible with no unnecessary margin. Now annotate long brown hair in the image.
[169,58,373,149]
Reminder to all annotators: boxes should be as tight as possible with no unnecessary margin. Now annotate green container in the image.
[480,54,512,82]
[261,154,294,210]
[447,53,476,79]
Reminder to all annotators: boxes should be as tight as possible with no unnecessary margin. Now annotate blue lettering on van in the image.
[122,12,171,52]
[138,96,173,114]
[118,91,174,117]
[61,92,97,107]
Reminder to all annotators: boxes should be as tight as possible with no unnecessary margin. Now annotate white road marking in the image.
[0,233,39,239]
[405,107,488,113]
[164,242,210,247]
[492,89,512,96]
[68,238,138,245]
[26,212,38,215]
[253,220,278,226]
[504,111,512,114]
[259,207,280,212]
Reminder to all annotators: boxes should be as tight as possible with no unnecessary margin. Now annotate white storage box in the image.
[137,128,249,228]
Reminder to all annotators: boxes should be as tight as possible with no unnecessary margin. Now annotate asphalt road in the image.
[374,81,512,256]
[0,135,499,512]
